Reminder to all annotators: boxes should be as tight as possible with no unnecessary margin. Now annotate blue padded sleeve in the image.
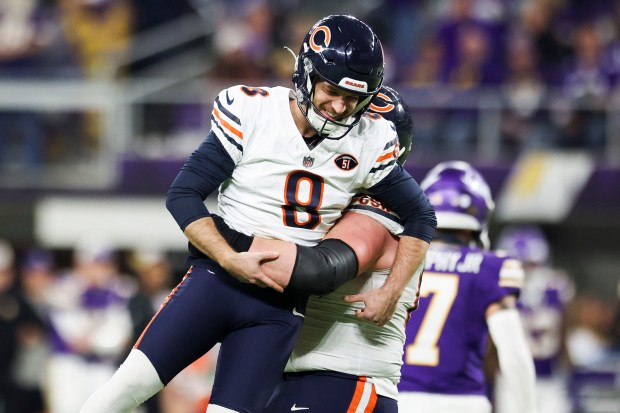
[166,131,235,230]
[368,165,437,242]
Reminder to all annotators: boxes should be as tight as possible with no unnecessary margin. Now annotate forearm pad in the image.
[287,239,359,296]
[210,214,254,252]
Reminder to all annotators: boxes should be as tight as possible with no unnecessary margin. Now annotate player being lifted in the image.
[398,161,537,413]
[212,86,420,413]
[78,15,435,413]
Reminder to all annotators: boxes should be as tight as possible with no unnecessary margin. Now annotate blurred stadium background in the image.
[1,0,620,412]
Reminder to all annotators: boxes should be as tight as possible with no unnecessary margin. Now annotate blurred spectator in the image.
[0,239,46,413]
[0,0,70,171]
[57,0,133,156]
[19,248,56,316]
[557,22,610,151]
[400,38,445,152]
[566,293,613,368]
[58,0,132,78]
[518,0,573,85]
[208,0,275,81]
[494,225,575,413]
[127,248,172,327]
[45,240,134,413]
[601,1,620,87]
[404,36,444,87]
[430,0,504,155]
[365,0,433,82]
[500,34,555,154]
[0,0,71,76]
[436,0,505,86]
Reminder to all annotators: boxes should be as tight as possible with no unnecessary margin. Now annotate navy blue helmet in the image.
[292,15,384,139]
[368,86,413,165]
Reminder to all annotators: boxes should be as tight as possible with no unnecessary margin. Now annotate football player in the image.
[78,16,435,413]
[397,162,537,413]
[494,225,575,413]
[209,86,419,413]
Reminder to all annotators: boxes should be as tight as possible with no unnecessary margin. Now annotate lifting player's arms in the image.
[78,15,435,413]
[212,85,419,324]
[398,161,537,413]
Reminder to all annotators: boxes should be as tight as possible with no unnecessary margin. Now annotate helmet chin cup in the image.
[307,105,346,136]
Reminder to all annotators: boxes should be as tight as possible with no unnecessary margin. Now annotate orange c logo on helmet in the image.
[369,93,395,113]
[310,26,331,52]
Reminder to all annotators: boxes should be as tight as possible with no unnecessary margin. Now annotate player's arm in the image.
[212,211,390,295]
[346,165,436,326]
[486,295,537,413]
[166,132,283,291]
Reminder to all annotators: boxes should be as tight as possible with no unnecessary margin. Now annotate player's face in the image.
[312,80,360,121]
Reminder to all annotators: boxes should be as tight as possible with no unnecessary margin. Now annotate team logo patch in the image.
[334,154,358,171]
[303,156,314,167]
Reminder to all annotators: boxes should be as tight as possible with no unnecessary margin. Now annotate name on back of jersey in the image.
[425,250,484,273]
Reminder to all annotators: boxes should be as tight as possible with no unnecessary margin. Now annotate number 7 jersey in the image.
[211,85,400,246]
[399,242,524,395]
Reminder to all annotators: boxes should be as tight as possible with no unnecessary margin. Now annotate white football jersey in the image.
[285,263,424,400]
[211,85,399,246]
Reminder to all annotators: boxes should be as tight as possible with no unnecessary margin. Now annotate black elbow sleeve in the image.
[287,239,359,295]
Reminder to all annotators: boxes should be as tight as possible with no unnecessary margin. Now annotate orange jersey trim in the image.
[213,107,243,139]
[134,267,192,348]
[375,151,395,163]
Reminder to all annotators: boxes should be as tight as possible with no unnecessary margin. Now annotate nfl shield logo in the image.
[303,156,314,167]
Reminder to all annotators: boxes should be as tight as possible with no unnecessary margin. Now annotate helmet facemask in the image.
[295,56,376,140]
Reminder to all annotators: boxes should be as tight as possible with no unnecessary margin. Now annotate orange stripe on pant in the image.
[346,376,378,413]
[134,267,193,348]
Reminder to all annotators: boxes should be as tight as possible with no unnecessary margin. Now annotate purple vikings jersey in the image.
[398,242,523,395]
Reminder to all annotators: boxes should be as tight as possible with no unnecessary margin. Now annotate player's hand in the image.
[224,250,283,292]
[344,286,399,327]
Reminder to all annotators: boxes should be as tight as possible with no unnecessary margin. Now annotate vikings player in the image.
[398,162,537,413]
[495,226,575,413]
[79,16,435,413]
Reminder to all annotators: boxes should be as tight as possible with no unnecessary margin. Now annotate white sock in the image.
[78,349,164,413]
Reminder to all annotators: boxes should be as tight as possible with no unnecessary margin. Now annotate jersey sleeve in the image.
[210,85,250,164]
[497,257,525,294]
[476,254,524,309]
[345,194,404,235]
[360,119,399,188]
